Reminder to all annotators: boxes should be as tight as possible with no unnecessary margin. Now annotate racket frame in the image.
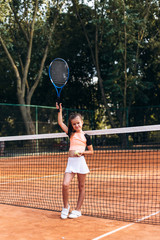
[48,58,69,99]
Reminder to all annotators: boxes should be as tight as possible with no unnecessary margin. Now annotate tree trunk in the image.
[1,1,60,135]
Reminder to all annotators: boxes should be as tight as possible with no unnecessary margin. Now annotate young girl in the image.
[56,103,93,219]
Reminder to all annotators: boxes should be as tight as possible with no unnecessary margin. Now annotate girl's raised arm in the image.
[56,103,68,134]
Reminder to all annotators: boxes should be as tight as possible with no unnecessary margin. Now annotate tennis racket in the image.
[49,58,69,111]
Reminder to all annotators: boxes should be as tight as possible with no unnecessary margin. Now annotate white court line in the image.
[92,210,160,240]
[0,167,98,185]
[0,173,64,185]
[92,223,134,240]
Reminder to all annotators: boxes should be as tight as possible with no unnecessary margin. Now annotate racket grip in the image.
[57,97,60,112]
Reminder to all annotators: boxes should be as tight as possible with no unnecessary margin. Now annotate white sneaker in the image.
[69,210,82,219]
[61,205,70,219]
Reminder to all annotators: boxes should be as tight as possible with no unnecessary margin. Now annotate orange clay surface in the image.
[0,204,159,240]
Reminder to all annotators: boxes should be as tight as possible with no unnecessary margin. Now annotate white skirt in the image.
[65,156,90,174]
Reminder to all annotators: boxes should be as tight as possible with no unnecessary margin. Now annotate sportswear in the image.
[65,131,91,174]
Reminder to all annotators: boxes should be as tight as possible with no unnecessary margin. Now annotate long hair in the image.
[68,112,83,134]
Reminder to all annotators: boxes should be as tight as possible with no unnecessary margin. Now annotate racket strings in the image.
[50,61,68,87]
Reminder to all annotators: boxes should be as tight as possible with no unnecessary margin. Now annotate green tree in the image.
[0,0,64,134]
[72,0,160,127]
[34,6,99,109]
[1,0,159,134]
[130,1,160,126]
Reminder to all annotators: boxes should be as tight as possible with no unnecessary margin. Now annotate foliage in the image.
[0,0,63,134]
[0,0,160,134]
[70,0,160,127]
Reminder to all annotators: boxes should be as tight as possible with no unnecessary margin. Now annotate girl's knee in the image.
[62,182,70,189]
[79,183,85,191]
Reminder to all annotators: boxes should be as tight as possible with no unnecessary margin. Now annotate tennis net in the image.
[0,125,160,224]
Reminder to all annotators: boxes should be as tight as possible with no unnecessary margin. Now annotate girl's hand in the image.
[56,102,62,111]
[74,151,83,157]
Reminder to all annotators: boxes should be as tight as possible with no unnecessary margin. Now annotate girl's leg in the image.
[62,172,75,208]
[76,173,86,211]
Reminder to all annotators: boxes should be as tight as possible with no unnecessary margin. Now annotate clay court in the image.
[0,147,160,239]
[0,204,160,240]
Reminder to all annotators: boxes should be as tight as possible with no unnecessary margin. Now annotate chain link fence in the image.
[0,103,95,136]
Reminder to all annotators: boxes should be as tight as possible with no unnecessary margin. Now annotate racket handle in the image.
[57,97,61,112]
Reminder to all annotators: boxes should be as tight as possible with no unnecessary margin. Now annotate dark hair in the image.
[68,112,83,134]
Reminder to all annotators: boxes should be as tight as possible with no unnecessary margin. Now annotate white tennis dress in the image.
[65,156,90,174]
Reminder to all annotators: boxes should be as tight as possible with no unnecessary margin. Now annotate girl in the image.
[56,103,93,219]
